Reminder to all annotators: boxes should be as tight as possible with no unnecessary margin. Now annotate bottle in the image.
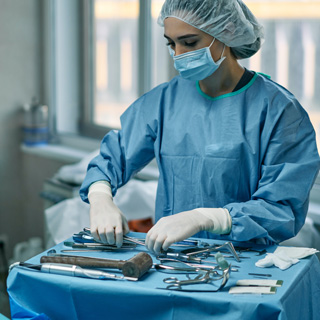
[23,97,49,146]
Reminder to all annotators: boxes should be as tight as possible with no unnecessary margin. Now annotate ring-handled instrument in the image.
[73,232,144,247]
[122,235,210,249]
[78,228,210,249]
[161,264,231,292]
[163,269,222,287]
[157,250,237,265]
[156,257,239,272]
[40,252,153,279]
[181,241,241,262]
[157,252,211,264]
[75,228,147,247]
[154,259,221,274]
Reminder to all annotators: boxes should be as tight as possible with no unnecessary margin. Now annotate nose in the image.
[174,45,188,56]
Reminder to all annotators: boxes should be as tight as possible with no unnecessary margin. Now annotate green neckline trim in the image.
[196,73,259,101]
[257,72,271,79]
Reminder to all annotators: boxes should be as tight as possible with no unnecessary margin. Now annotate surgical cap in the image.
[158,0,264,59]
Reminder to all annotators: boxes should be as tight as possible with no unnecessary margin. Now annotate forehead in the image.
[164,17,205,38]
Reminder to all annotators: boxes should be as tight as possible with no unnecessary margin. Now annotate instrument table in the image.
[7,233,320,319]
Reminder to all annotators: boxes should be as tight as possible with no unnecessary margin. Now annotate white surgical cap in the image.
[158,0,264,59]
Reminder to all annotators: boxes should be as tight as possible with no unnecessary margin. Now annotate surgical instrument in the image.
[123,235,209,249]
[157,252,216,264]
[40,252,153,279]
[248,273,272,277]
[163,269,222,287]
[123,235,146,246]
[76,229,148,247]
[64,241,136,251]
[80,228,210,248]
[73,232,144,247]
[162,265,231,292]
[10,262,137,281]
[154,259,221,274]
[61,249,110,253]
[234,247,268,256]
[181,241,241,262]
[157,257,239,272]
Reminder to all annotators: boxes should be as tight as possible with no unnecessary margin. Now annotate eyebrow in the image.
[164,34,199,41]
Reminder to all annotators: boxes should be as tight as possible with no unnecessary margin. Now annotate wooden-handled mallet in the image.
[40,252,153,279]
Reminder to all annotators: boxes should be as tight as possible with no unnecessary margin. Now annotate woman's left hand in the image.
[145,210,214,254]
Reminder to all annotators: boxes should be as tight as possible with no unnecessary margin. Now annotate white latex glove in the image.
[255,253,299,270]
[255,246,319,270]
[88,181,129,247]
[145,208,231,254]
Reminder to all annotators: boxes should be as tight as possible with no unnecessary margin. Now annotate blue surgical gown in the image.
[80,73,320,244]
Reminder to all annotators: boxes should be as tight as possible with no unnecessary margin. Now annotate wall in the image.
[0,0,68,261]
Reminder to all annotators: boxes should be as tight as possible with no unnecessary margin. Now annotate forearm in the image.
[223,198,309,244]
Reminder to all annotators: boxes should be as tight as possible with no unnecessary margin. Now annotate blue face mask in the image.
[168,38,226,81]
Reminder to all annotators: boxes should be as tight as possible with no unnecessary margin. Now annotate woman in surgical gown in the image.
[80,0,320,254]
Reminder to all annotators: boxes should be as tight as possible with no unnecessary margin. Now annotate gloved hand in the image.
[88,181,129,247]
[145,208,231,254]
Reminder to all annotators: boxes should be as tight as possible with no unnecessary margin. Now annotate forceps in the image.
[82,228,146,246]
[162,265,231,292]
[74,229,144,247]
[163,270,221,287]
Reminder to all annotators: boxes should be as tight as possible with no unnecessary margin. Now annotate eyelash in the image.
[185,41,197,47]
[166,41,198,48]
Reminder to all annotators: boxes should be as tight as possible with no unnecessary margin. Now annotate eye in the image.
[185,41,197,47]
[166,42,175,48]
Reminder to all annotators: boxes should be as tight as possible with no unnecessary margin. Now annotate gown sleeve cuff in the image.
[88,181,112,199]
[196,208,232,234]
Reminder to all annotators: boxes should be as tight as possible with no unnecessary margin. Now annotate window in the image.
[81,0,173,136]
[241,0,320,148]
[92,0,139,129]
[79,0,320,149]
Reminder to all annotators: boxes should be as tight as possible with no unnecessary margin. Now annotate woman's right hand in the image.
[88,192,129,248]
